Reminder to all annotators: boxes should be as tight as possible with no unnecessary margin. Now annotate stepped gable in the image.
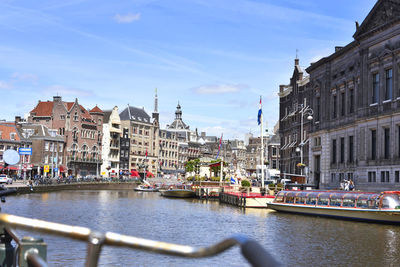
[354,0,400,40]
[30,101,54,117]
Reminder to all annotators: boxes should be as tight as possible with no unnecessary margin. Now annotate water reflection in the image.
[4,191,400,266]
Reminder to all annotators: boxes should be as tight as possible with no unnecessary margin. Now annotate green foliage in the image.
[241,180,251,187]
[185,158,200,173]
[268,183,275,189]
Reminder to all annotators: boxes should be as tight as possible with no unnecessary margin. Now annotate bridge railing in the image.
[0,213,280,267]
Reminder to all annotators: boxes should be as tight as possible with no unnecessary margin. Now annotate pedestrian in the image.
[349,179,355,191]
[344,180,350,191]
[340,180,344,190]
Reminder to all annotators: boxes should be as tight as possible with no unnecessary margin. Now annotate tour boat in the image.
[268,190,400,224]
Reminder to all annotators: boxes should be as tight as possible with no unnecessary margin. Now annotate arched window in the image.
[81,145,88,159]
[71,144,78,159]
[92,146,98,160]
[72,127,78,140]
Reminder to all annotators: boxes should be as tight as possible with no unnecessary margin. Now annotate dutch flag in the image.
[257,96,262,125]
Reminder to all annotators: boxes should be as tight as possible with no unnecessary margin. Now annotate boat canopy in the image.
[273,190,400,210]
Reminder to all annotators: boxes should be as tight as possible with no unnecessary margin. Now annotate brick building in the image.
[29,96,104,176]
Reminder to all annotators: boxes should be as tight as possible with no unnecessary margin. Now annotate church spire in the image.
[152,88,159,125]
[154,88,158,113]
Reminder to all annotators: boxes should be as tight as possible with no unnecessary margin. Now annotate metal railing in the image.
[0,188,280,267]
[0,212,280,267]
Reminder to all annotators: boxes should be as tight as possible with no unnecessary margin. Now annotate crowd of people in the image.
[340,179,355,191]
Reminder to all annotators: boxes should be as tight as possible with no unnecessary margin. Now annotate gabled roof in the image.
[353,0,400,40]
[0,123,21,141]
[90,105,103,113]
[119,106,151,123]
[30,101,54,117]
[30,98,101,124]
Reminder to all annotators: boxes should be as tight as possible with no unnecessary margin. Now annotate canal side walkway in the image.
[3,180,141,194]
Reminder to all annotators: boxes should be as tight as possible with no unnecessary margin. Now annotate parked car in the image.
[0,174,13,184]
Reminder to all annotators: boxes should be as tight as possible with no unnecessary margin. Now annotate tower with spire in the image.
[152,88,159,125]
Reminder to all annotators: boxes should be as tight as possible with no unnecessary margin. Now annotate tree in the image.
[185,158,200,174]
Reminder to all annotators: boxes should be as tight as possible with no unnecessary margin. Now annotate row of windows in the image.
[372,69,394,104]
[331,173,353,182]
[44,142,63,152]
[367,171,400,183]
[331,136,354,164]
[316,68,397,121]
[329,88,355,120]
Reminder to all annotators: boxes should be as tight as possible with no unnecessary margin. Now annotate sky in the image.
[0,0,377,139]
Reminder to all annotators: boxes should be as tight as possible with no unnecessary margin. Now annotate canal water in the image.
[4,190,400,266]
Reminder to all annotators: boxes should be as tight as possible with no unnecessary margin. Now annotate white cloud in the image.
[12,72,38,82]
[193,83,247,94]
[0,81,12,90]
[114,13,141,23]
[45,85,93,97]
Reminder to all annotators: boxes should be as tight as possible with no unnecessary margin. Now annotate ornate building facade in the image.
[278,58,311,179]
[119,105,159,177]
[29,96,103,176]
[306,0,400,190]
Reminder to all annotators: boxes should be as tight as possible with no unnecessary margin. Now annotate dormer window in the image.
[10,133,16,140]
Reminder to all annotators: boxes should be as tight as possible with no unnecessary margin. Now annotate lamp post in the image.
[297,104,313,181]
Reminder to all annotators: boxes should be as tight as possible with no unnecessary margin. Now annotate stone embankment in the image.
[7,182,140,195]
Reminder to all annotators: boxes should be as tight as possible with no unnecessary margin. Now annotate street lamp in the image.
[297,104,313,181]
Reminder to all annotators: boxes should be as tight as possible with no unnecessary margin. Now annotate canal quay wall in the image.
[9,182,140,195]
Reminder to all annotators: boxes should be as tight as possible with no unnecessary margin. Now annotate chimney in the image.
[53,96,62,102]
[335,46,343,52]
[295,58,299,66]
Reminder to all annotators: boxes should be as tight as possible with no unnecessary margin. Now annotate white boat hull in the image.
[268,203,400,223]
[134,185,159,192]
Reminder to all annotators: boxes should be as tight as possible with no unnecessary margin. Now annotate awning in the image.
[0,165,19,171]
[209,162,223,168]
[289,141,297,148]
[130,170,140,177]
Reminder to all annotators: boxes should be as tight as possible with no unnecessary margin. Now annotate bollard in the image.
[19,236,47,267]
[0,229,15,267]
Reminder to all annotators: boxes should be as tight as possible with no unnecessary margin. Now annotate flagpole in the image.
[219,134,223,186]
[260,96,264,189]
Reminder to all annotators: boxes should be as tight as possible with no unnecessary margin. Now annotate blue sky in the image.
[0,0,376,139]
